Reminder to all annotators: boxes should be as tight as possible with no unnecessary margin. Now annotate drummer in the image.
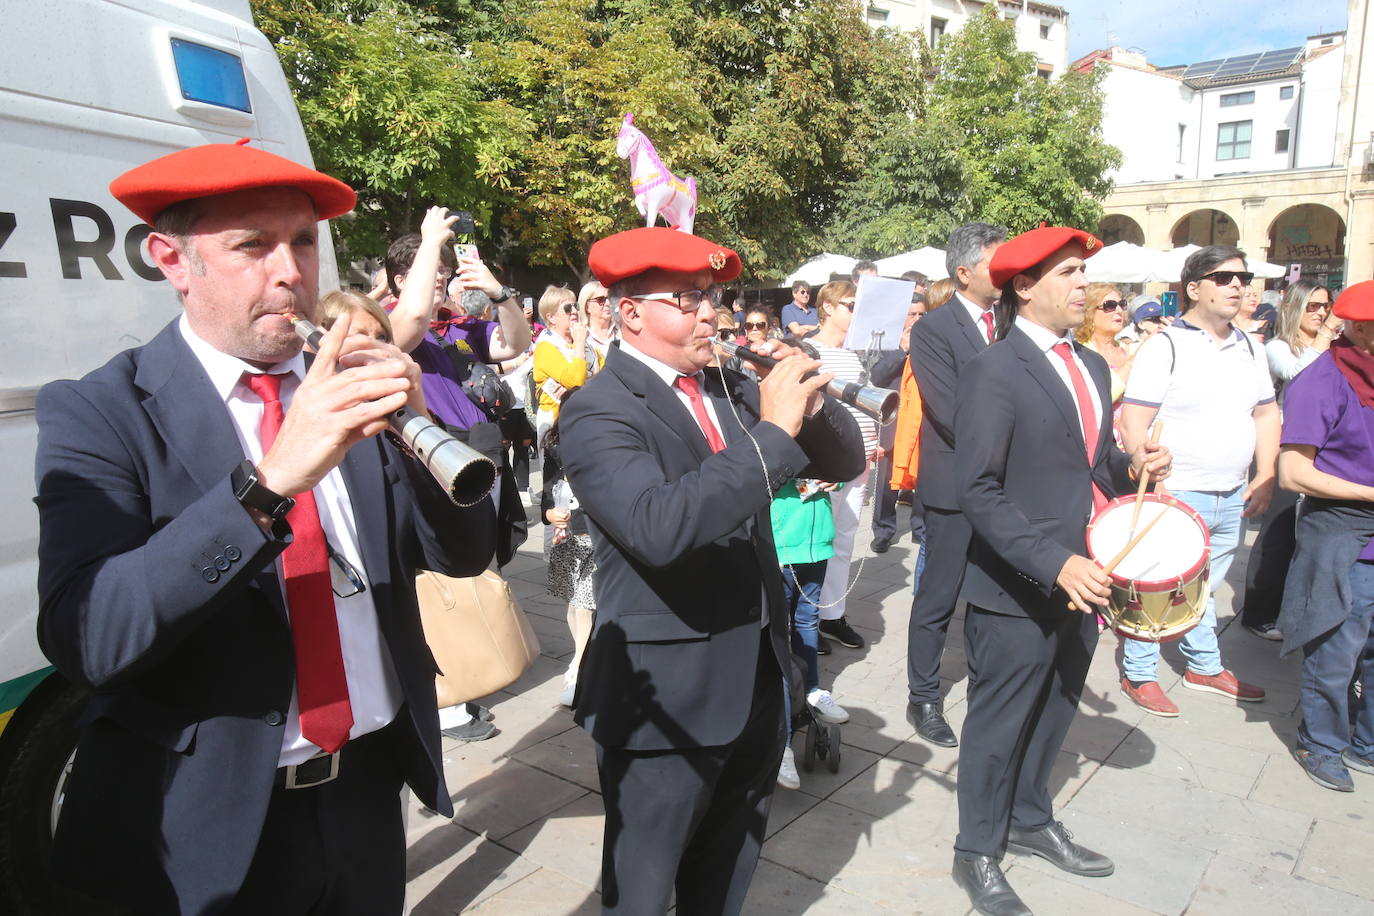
[949,225,1171,915]
[1275,280,1374,792]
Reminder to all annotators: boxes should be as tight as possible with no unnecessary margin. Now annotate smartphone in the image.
[1161,291,1179,318]
[455,243,480,261]
[453,210,476,234]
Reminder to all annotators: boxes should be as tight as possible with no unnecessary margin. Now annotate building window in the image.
[1219,91,1255,107]
[1036,63,1053,80]
[1276,129,1291,153]
[1217,121,1252,160]
[1040,22,1051,39]
[1280,85,1295,100]
[1322,37,1334,45]
[931,17,946,44]
[1177,123,1186,162]
[866,5,889,24]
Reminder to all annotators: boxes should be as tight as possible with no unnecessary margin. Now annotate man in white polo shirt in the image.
[1118,245,1277,716]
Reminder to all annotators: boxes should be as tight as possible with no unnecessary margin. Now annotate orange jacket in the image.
[890,359,921,490]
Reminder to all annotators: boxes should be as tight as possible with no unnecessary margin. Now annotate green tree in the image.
[253,0,528,262]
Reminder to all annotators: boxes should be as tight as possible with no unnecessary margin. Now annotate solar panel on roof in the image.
[1183,58,1225,79]
[1182,47,1303,82]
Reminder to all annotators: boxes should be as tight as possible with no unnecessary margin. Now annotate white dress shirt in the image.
[957,291,995,344]
[179,316,402,766]
[1013,315,1104,443]
[618,337,732,443]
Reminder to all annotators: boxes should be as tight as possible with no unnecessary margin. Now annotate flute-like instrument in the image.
[717,339,900,425]
[289,315,497,507]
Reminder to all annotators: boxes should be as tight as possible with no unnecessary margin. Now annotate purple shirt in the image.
[412,319,498,431]
[1281,351,1374,560]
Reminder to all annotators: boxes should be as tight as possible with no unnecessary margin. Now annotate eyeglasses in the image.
[588,296,610,307]
[1199,270,1255,286]
[560,303,578,315]
[795,289,810,296]
[743,321,768,331]
[1099,299,1123,312]
[325,541,366,598]
[634,289,722,313]
[717,328,736,340]
[1305,299,1331,312]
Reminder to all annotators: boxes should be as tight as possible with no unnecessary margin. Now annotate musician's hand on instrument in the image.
[337,334,428,416]
[257,313,412,497]
[1130,441,1171,485]
[758,352,831,437]
[1242,475,1276,518]
[1057,554,1111,614]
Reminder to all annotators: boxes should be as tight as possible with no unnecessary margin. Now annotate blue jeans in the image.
[1298,560,1374,757]
[1122,486,1244,682]
[912,535,928,596]
[783,560,827,694]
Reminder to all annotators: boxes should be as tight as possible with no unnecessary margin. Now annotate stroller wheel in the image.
[802,723,818,772]
[826,725,842,773]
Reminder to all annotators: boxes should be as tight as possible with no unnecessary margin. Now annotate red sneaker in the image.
[1183,669,1264,702]
[1120,677,1179,717]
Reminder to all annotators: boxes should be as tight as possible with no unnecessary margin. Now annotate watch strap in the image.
[231,459,295,520]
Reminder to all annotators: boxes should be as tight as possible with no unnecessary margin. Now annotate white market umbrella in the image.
[874,247,949,281]
[1083,241,1172,284]
[785,253,858,287]
[1250,259,1287,279]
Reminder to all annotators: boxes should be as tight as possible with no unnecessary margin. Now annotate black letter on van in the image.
[51,199,121,280]
[124,225,163,282]
[0,213,26,278]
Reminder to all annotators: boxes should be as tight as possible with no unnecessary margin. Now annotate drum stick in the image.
[1067,507,1168,612]
[1128,421,1164,536]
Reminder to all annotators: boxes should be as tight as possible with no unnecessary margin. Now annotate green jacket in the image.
[770,479,836,565]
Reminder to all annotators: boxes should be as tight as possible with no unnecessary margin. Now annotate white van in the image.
[0,1,339,909]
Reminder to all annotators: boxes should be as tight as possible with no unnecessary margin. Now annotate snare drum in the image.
[1085,494,1210,642]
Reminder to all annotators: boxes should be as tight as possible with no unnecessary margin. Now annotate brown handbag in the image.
[415,569,541,707]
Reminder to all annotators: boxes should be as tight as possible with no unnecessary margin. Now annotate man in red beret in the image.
[949,225,1170,915]
[1275,279,1374,792]
[35,142,496,915]
[559,226,865,914]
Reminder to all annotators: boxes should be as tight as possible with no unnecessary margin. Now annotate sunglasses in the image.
[560,303,578,315]
[1200,270,1255,286]
[1305,299,1331,313]
[743,321,768,331]
[1099,299,1123,312]
[588,295,610,307]
[835,300,856,311]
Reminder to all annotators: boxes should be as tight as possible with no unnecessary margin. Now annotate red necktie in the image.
[246,373,354,753]
[1050,343,1108,512]
[979,310,994,344]
[675,374,726,453]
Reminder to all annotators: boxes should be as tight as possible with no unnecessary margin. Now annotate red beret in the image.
[989,226,1103,289]
[1332,280,1374,321]
[588,227,742,286]
[109,139,356,226]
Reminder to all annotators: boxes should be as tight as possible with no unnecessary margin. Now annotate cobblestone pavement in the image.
[404,500,1374,915]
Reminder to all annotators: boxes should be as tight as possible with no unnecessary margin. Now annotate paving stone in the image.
[1248,751,1374,836]
[1296,818,1374,897]
[405,832,538,915]
[463,867,602,914]
[447,756,589,841]
[1000,862,1159,915]
[1065,763,1312,871]
[743,858,903,914]
[499,793,606,892]
[1106,725,1268,797]
[766,780,823,840]
[1191,851,1374,915]
[793,736,880,800]
[827,756,958,830]
[1009,807,1211,913]
[510,725,601,793]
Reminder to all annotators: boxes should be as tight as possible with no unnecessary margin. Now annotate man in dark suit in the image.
[905,222,1007,746]
[560,227,864,914]
[35,143,495,915]
[950,227,1170,915]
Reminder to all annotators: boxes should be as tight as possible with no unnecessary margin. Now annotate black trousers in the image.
[871,457,925,543]
[906,506,973,704]
[224,719,409,916]
[1240,486,1300,629]
[955,606,1098,858]
[595,636,785,915]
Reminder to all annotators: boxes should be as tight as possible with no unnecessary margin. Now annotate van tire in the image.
[0,678,85,915]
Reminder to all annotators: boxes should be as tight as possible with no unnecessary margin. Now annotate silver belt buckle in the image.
[283,750,340,789]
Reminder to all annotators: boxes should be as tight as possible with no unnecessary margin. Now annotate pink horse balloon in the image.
[616,113,697,235]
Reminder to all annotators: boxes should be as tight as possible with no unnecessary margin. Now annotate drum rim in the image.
[1086,493,1211,590]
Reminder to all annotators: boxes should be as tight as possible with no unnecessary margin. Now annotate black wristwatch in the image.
[490,285,518,303]
[230,459,295,521]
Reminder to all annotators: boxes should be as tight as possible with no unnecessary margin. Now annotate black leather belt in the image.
[274,750,341,790]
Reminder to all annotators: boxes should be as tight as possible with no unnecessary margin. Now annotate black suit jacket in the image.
[954,326,1135,618]
[34,321,495,916]
[909,295,990,510]
[560,347,864,751]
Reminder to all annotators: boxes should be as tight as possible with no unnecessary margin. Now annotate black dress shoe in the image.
[908,701,958,747]
[871,535,892,554]
[952,854,1032,916]
[1006,820,1114,877]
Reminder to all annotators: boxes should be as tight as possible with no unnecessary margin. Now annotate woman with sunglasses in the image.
[533,285,594,445]
[724,308,773,381]
[579,280,616,370]
[1075,283,1134,419]
[808,280,878,666]
[1266,280,1337,392]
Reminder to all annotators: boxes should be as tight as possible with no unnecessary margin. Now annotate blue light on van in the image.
[170,39,252,113]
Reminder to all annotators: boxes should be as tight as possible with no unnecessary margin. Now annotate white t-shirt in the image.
[811,344,880,459]
[1122,320,1275,491]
